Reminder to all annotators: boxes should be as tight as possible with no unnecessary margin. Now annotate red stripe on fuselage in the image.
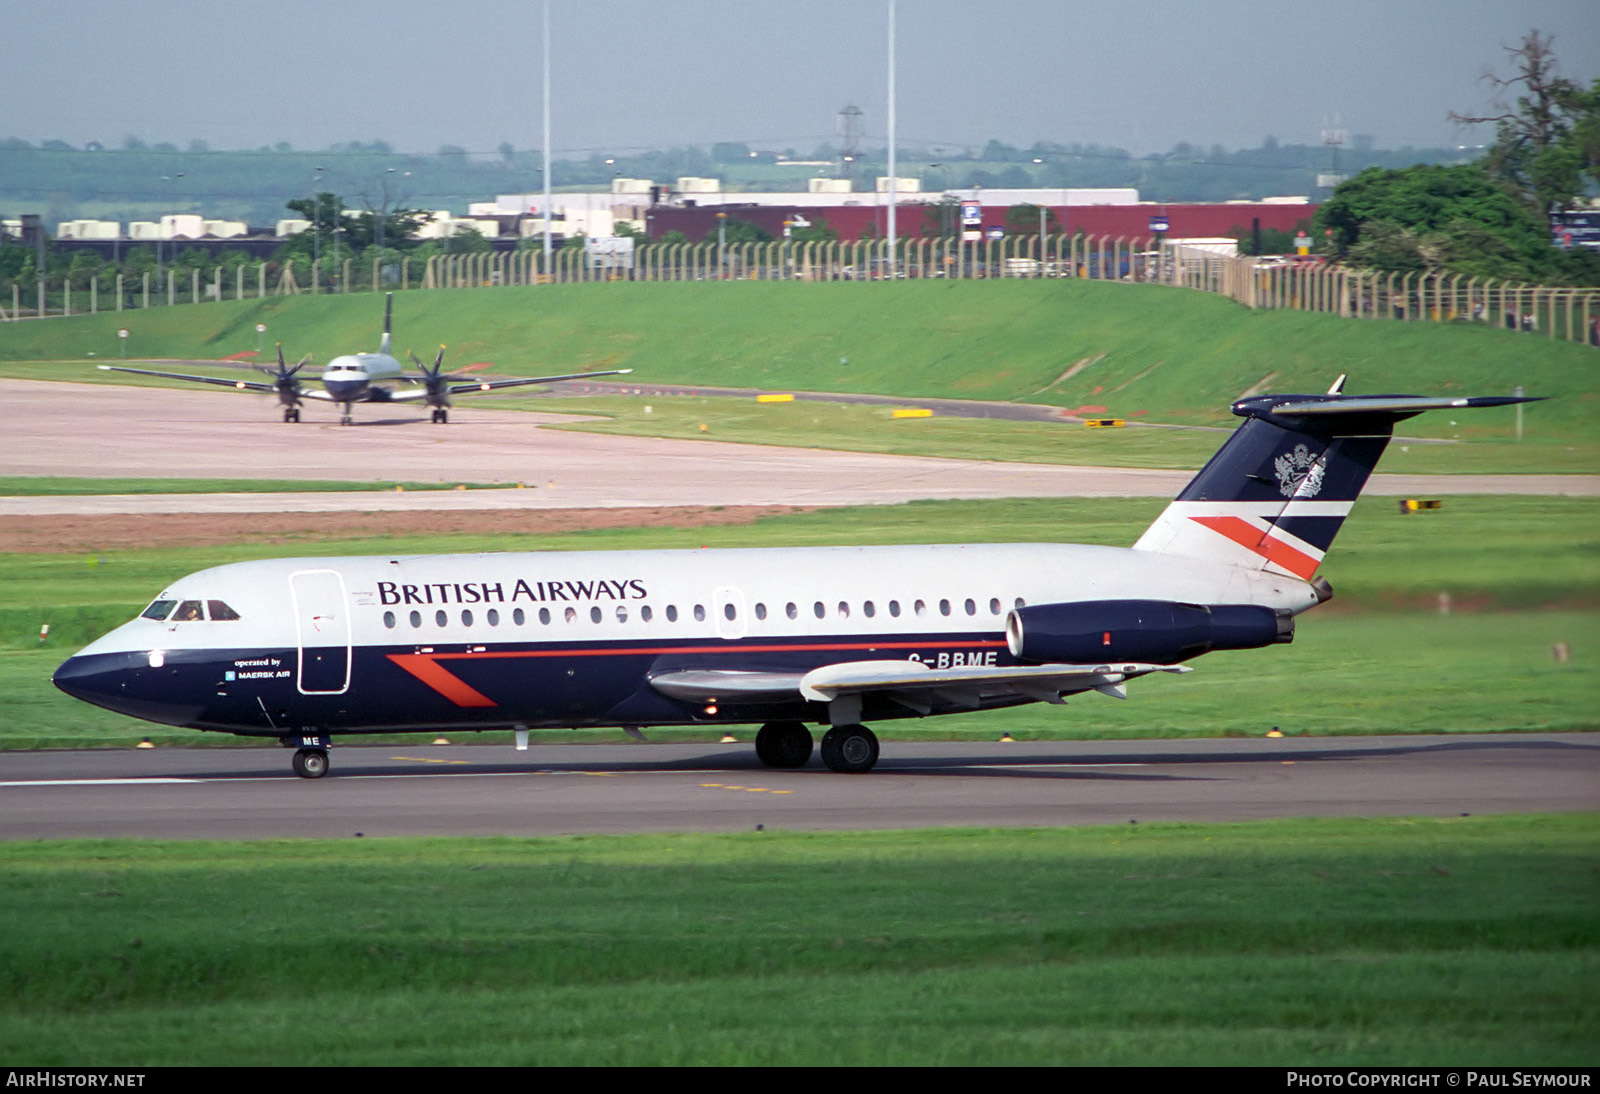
[1190,515,1320,579]
[388,638,1009,708]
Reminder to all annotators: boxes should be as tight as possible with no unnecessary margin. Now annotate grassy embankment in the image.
[4,495,1594,748]
[1,280,1594,474]
[0,816,1594,1065]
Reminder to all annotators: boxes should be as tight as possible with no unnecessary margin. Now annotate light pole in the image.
[717,212,727,279]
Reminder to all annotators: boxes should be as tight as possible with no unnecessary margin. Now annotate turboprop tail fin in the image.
[378,292,393,357]
[1133,390,1541,580]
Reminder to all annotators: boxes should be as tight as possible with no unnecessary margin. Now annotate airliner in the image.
[53,382,1535,779]
[99,293,630,425]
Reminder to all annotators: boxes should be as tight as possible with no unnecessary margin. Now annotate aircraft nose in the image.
[53,651,204,727]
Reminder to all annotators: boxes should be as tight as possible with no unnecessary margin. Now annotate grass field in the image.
[1,816,1593,1065]
[2,280,1594,439]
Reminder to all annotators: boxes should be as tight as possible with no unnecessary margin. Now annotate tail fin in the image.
[1134,391,1539,580]
[378,292,393,356]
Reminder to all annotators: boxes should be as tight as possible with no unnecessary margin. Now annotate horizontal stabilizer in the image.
[1267,394,1544,418]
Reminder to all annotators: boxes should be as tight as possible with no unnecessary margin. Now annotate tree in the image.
[1005,203,1058,234]
[1450,30,1600,232]
[1315,163,1554,276]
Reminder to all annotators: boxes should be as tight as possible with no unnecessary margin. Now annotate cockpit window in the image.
[207,600,241,621]
[173,601,205,622]
[141,599,177,621]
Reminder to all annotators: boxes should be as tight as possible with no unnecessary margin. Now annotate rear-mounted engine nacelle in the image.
[1005,599,1293,665]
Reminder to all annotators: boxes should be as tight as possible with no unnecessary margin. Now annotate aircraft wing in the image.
[649,660,1191,713]
[446,366,634,395]
[97,364,281,394]
[384,367,635,402]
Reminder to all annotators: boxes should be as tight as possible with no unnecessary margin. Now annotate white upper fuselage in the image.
[76,542,1319,661]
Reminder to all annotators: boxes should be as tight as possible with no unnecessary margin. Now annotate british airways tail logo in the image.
[1274,444,1325,498]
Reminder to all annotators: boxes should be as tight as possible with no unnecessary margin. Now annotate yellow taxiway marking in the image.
[700,783,793,794]
[390,755,471,765]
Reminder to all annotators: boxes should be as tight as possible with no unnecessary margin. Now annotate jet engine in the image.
[1005,599,1293,665]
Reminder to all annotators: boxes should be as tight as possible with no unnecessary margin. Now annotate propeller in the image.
[408,346,459,410]
[259,343,311,408]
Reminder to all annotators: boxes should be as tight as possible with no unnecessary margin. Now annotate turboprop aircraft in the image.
[53,382,1537,779]
[98,293,630,425]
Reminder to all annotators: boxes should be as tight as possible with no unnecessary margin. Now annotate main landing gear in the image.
[339,411,354,426]
[283,732,332,779]
[283,407,301,423]
[430,408,449,424]
[754,721,880,773]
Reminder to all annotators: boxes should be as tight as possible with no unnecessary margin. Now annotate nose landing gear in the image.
[282,732,332,779]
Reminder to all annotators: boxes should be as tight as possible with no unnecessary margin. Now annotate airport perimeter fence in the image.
[5,234,1598,349]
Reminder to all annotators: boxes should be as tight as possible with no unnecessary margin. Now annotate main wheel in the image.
[755,721,813,768]
[820,724,879,773]
[292,748,329,779]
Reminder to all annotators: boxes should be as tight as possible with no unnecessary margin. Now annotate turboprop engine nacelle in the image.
[1005,599,1294,666]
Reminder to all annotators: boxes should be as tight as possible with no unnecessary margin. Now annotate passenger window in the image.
[174,601,204,622]
[617,606,628,623]
[813,601,825,619]
[694,605,706,622]
[755,603,767,621]
[409,611,422,628]
[141,600,177,621]
[590,607,602,623]
[461,610,474,626]
[564,607,577,623]
[641,605,653,622]
[863,601,876,618]
[939,599,951,616]
[514,608,526,625]
[487,609,500,626]
[723,603,736,621]
[207,600,240,621]
[914,599,927,617]
[667,605,679,622]
[786,602,798,620]
[435,610,447,627]
[383,611,396,629]
[837,601,851,619]
[538,608,552,625]
[989,598,1001,615]
[964,599,976,616]
[889,600,901,617]
[1014,598,1026,609]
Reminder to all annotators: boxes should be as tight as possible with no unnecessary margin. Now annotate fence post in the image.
[116,273,124,312]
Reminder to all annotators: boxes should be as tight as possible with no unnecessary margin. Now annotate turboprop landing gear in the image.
[283,407,300,423]
[755,721,813,768]
[339,411,354,426]
[430,408,449,424]
[820,724,879,773]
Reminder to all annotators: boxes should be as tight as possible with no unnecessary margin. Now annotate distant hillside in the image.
[2,280,1591,442]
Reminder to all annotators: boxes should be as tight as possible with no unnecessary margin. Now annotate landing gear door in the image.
[290,569,351,695]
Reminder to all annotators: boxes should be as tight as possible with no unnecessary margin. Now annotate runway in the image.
[1,734,1593,839]
[4,379,1594,516]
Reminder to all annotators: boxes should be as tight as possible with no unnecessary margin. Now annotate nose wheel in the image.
[430,408,449,424]
[291,748,329,778]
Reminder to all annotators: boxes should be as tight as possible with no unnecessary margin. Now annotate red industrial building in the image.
[646,200,1316,245]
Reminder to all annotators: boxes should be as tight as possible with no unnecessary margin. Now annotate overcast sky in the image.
[7,0,1597,157]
